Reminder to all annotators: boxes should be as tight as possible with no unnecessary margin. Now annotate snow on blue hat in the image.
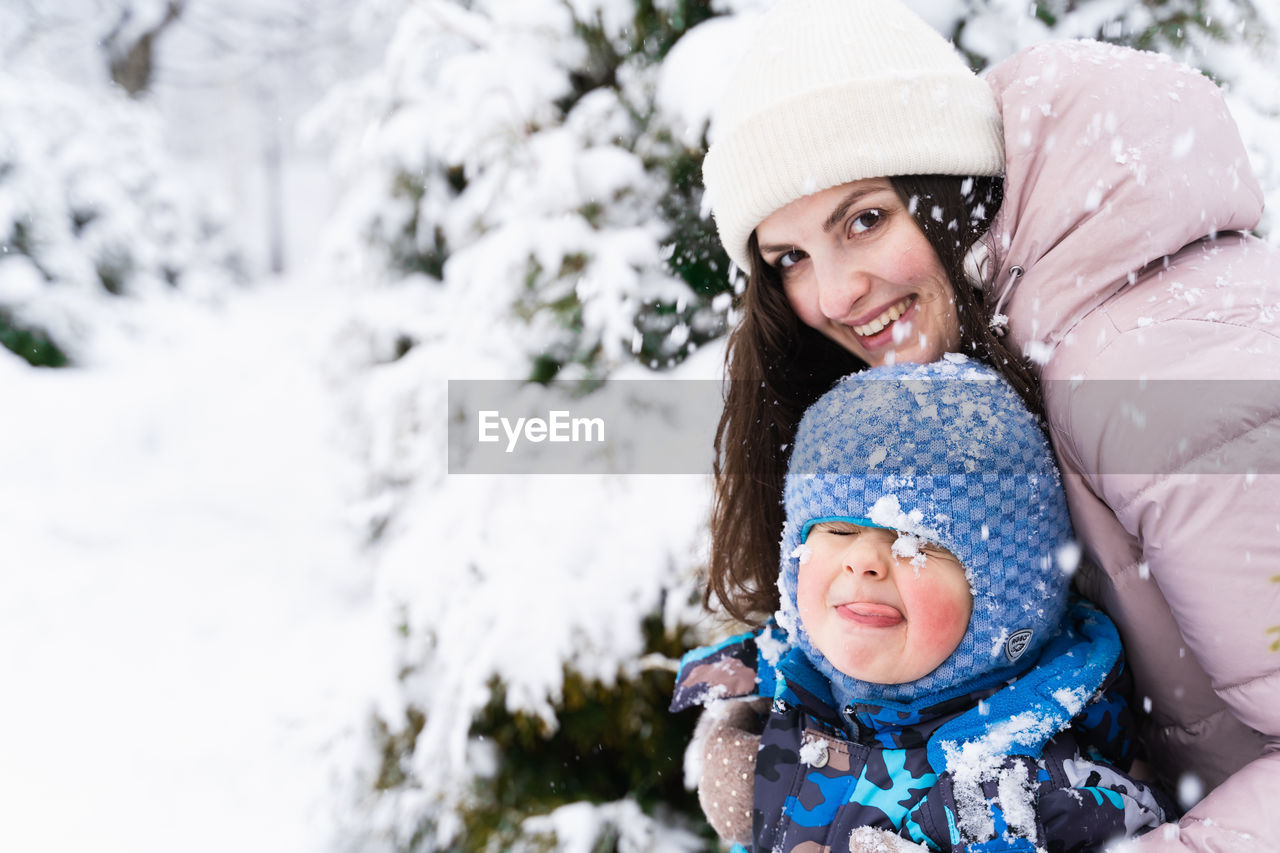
[778,356,1075,709]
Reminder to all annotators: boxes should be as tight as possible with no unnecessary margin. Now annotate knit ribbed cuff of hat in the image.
[705,72,1004,273]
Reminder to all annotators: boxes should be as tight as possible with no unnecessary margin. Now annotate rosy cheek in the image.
[795,570,823,618]
[784,285,816,324]
[908,580,970,647]
[912,603,960,638]
[898,251,923,281]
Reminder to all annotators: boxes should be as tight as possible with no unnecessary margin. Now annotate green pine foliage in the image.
[0,72,241,367]
[1028,0,1227,47]
[967,0,1270,67]
[0,309,68,368]
[370,602,716,851]
[376,0,733,383]
[461,610,711,850]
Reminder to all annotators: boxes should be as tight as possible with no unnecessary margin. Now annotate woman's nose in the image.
[814,257,871,320]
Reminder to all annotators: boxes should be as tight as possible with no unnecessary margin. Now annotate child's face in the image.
[796,521,972,685]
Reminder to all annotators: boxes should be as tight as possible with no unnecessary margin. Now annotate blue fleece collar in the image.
[928,599,1122,769]
[771,600,1121,765]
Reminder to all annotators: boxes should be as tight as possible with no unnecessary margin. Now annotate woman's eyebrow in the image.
[756,186,884,256]
[822,186,880,233]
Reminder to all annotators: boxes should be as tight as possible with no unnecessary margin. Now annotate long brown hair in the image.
[707,174,1040,625]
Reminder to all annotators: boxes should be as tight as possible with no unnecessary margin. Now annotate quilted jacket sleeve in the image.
[671,627,782,844]
[1044,319,1280,852]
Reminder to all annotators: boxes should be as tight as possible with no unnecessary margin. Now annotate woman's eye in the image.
[849,209,884,235]
[777,249,805,270]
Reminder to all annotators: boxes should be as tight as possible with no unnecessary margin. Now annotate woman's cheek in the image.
[784,280,819,326]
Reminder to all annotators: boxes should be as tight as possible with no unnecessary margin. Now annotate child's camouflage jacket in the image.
[671,601,1176,852]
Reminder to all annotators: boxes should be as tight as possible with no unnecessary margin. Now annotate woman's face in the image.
[755,178,961,366]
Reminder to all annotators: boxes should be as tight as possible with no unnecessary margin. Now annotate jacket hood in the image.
[983,40,1263,361]
[778,359,1074,709]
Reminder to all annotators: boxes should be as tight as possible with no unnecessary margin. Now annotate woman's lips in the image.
[849,296,917,350]
[836,602,904,627]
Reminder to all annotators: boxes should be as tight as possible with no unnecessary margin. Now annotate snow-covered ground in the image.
[0,279,388,853]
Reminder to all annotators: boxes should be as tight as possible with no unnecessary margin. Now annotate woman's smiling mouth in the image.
[851,296,915,339]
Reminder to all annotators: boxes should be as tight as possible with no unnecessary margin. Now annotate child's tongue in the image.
[841,603,903,626]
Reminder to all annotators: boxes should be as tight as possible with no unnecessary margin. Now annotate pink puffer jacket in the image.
[987,41,1280,851]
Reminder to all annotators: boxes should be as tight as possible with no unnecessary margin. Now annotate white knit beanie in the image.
[703,0,1005,273]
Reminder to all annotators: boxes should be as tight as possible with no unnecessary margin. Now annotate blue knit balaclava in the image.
[778,357,1075,710]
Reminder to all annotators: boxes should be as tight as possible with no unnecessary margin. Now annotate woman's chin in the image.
[863,339,938,368]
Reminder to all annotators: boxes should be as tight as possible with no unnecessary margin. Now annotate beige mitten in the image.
[691,702,932,850]
[691,697,768,843]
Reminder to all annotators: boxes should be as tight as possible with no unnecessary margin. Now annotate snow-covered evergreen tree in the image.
[952,0,1280,237]
[310,0,744,382]
[0,71,241,366]
[310,1,742,849]
[311,1,1279,849]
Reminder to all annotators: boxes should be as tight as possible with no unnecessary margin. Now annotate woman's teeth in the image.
[853,297,912,337]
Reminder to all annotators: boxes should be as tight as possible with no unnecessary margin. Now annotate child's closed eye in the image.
[919,542,961,562]
[814,521,866,536]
